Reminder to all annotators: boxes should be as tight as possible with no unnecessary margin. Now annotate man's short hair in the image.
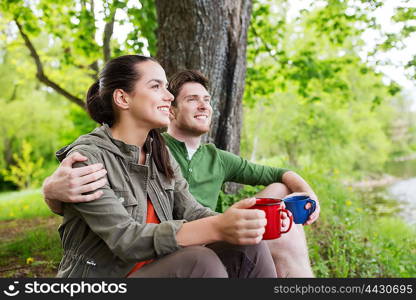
[168,70,209,106]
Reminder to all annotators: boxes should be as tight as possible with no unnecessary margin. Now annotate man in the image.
[43,70,320,277]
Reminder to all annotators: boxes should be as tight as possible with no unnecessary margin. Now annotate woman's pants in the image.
[128,241,277,278]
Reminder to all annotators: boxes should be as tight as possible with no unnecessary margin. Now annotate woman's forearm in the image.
[176,198,267,247]
[175,215,222,246]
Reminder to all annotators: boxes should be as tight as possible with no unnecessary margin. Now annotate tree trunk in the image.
[285,141,299,168]
[155,0,252,157]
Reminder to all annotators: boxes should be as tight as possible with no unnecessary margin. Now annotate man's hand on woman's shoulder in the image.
[42,151,107,203]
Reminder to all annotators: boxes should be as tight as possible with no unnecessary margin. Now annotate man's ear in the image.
[169,106,176,121]
[113,89,129,110]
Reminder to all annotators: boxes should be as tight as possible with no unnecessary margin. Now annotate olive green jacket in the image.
[55,125,216,278]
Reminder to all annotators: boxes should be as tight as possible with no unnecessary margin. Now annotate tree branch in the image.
[14,20,85,109]
[89,61,99,80]
[103,6,117,62]
[88,0,99,79]
[250,25,280,64]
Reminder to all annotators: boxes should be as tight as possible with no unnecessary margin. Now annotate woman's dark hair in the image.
[86,55,173,179]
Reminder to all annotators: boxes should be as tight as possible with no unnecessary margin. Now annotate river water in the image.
[388,178,416,225]
[385,159,416,226]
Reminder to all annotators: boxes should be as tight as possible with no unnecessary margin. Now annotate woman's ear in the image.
[113,89,129,110]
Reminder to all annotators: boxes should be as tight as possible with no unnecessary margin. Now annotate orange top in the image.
[145,199,160,224]
[126,199,160,277]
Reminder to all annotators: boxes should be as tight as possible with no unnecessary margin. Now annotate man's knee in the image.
[266,225,309,257]
[256,182,290,199]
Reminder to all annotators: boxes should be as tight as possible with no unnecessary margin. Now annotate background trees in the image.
[0,0,415,186]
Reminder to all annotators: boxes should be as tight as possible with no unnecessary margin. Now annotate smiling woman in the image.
[46,55,276,278]
[84,55,174,172]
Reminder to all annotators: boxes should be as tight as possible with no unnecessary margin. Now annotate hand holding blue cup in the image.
[283,195,316,225]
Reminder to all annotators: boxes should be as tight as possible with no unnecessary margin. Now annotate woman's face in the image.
[127,60,174,129]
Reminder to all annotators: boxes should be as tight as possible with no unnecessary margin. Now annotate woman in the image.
[54,55,276,278]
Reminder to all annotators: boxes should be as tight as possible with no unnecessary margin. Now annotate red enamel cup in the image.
[250,198,293,240]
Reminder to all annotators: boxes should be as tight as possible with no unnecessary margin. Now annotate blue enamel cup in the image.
[283,195,316,224]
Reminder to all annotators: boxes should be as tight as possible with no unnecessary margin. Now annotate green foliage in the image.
[1,141,44,190]
[0,0,157,64]
[305,0,373,46]
[385,94,416,158]
[59,104,97,146]
[124,0,158,56]
[216,185,262,213]
[243,0,414,177]
[373,3,416,80]
[0,0,158,118]
[0,93,73,189]
[0,36,96,190]
[242,89,394,177]
[0,0,414,278]
[247,0,383,106]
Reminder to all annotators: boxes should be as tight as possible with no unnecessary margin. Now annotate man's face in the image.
[169,82,212,136]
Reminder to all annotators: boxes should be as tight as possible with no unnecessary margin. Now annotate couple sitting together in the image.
[42,55,320,278]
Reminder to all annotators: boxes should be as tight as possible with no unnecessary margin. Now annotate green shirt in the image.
[162,133,289,210]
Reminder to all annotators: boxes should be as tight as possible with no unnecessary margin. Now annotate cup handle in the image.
[280,208,293,234]
[307,199,316,214]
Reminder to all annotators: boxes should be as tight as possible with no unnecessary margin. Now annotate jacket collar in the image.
[102,124,153,159]
[56,124,153,164]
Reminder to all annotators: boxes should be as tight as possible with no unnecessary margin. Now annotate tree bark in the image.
[155,0,252,157]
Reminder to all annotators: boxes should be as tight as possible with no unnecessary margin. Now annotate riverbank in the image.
[344,174,400,190]
[392,153,416,162]
[343,155,416,190]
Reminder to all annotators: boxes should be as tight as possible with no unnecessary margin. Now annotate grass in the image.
[0,215,62,277]
[0,189,54,221]
[0,226,61,262]
[0,223,62,277]
[301,168,416,277]
[0,189,60,277]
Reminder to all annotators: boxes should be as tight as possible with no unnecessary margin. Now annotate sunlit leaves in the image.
[375,4,416,79]
[306,0,371,46]
[125,0,157,55]
[246,0,378,108]
[392,7,416,22]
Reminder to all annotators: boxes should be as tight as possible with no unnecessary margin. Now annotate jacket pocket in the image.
[160,180,175,210]
[114,190,138,215]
